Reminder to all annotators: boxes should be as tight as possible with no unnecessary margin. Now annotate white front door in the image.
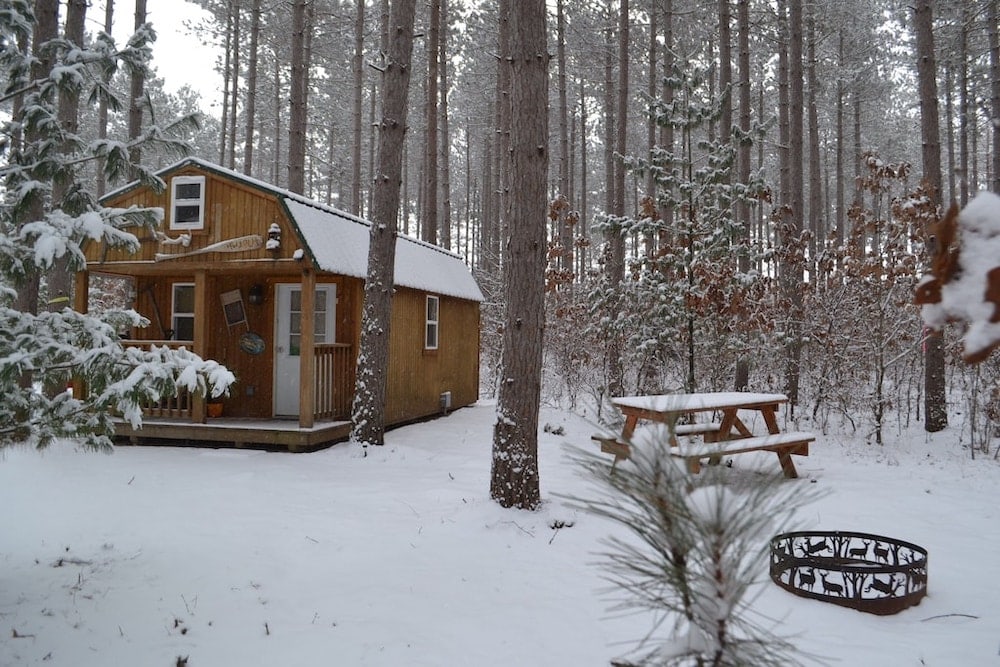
[273,283,337,416]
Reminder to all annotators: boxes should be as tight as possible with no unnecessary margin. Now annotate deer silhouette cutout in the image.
[819,572,844,596]
[798,538,830,556]
[798,567,816,591]
[873,542,890,563]
[865,575,897,596]
[848,540,870,559]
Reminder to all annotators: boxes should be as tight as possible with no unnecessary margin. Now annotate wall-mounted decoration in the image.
[220,289,248,329]
[239,331,266,355]
[155,234,263,262]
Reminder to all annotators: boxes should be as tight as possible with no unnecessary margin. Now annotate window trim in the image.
[171,282,195,341]
[425,295,440,350]
[169,175,206,230]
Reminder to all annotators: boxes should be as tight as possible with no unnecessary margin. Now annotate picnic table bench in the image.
[594,392,814,478]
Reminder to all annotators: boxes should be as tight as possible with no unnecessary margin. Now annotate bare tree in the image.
[287,0,308,194]
[351,0,365,215]
[990,0,1000,193]
[351,0,419,448]
[914,0,948,432]
[243,0,262,176]
[423,0,441,245]
[491,0,548,510]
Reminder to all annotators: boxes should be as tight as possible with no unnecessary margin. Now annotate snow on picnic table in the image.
[1,402,998,666]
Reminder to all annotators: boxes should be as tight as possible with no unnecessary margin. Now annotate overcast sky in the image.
[109,0,222,112]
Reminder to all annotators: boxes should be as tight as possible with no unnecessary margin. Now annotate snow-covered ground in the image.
[1,402,998,666]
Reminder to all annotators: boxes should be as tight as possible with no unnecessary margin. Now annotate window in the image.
[170,175,206,230]
[425,295,439,350]
[171,283,195,341]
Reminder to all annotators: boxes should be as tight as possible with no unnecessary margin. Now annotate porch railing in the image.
[121,339,195,418]
[314,343,354,420]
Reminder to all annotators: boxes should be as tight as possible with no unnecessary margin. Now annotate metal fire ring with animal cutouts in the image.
[769,530,927,615]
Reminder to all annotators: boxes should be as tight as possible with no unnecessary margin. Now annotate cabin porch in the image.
[114,416,352,453]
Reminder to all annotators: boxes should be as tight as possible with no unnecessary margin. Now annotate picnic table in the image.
[594,391,814,478]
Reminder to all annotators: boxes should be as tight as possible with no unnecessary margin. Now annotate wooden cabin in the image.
[79,158,483,451]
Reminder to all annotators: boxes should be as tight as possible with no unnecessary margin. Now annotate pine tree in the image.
[0,1,234,450]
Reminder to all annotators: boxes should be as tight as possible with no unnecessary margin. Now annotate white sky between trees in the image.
[110,0,222,111]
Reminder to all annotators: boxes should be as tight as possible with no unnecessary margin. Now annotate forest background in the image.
[18,0,1000,453]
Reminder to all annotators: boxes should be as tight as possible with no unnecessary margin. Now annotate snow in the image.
[615,391,787,412]
[1,404,997,666]
[285,198,484,303]
[921,191,1000,361]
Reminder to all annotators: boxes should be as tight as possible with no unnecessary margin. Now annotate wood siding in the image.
[86,165,300,264]
[384,289,480,424]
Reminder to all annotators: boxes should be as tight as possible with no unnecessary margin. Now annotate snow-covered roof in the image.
[105,157,483,302]
[282,198,484,302]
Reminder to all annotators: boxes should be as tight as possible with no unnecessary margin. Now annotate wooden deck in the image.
[114,417,353,453]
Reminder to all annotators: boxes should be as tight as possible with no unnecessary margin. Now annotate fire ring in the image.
[770,530,927,615]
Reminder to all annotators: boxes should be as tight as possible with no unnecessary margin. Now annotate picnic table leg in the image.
[622,414,639,439]
[776,449,799,478]
[719,408,752,439]
[761,404,781,434]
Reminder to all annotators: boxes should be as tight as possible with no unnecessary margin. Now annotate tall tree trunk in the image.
[287,0,308,194]
[914,0,948,432]
[227,0,241,171]
[959,6,970,206]
[807,8,821,271]
[989,0,1000,193]
[351,0,365,215]
[351,0,419,448]
[783,0,804,409]
[579,78,589,281]
[557,0,573,275]
[48,0,88,313]
[219,0,233,165]
[243,0,261,176]
[658,0,674,234]
[97,0,114,197]
[734,0,751,390]
[423,0,441,245]
[128,0,147,170]
[439,0,453,251]
[491,0,548,511]
[835,28,845,247]
[15,0,59,318]
[605,0,628,398]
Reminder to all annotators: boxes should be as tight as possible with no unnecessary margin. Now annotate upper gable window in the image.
[170,175,206,230]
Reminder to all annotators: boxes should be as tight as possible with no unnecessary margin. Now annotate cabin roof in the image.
[103,158,484,302]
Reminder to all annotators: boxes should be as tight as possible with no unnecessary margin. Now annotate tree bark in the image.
[97,0,114,197]
[439,0,453,251]
[423,0,441,245]
[287,0,308,194]
[990,0,1000,193]
[351,0,365,215]
[128,0,147,170]
[914,0,948,432]
[48,0,88,313]
[491,0,548,511]
[243,0,261,176]
[734,0,751,391]
[351,0,419,448]
[782,0,804,409]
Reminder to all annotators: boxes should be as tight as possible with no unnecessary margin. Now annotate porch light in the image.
[248,283,265,305]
